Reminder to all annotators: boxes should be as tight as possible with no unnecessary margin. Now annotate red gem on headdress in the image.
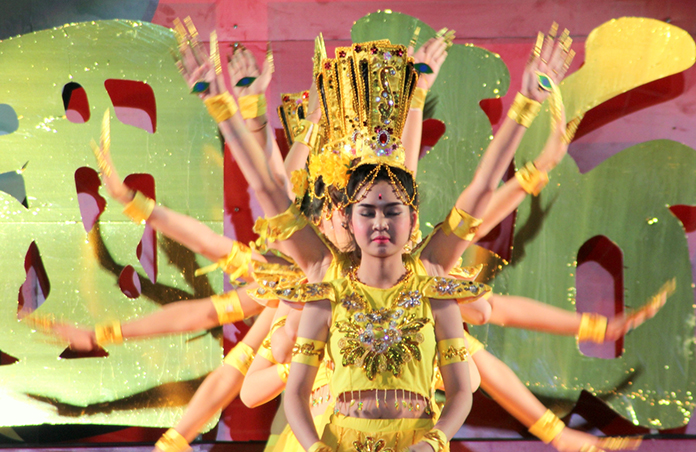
[339,50,347,58]
[396,49,404,57]
[370,47,378,54]
[283,95,290,102]
[302,91,309,99]
[378,130,389,145]
[324,61,332,70]
[354,45,363,52]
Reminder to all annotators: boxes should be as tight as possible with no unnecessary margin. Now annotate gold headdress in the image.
[311,40,419,205]
[277,90,311,149]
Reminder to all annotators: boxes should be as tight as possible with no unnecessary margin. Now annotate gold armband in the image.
[293,119,319,149]
[529,409,565,444]
[410,86,427,111]
[257,331,277,364]
[438,337,470,366]
[210,291,245,325]
[291,337,325,367]
[307,441,332,452]
[122,191,155,224]
[194,241,252,282]
[239,93,267,119]
[515,162,549,196]
[204,92,239,123]
[441,207,482,241]
[253,203,308,251]
[224,341,256,376]
[577,313,608,343]
[507,92,541,128]
[421,428,448,452]
[154,428,190,452]
[94,320,123,345]
[464,330,485,356]
[277,363,290,383]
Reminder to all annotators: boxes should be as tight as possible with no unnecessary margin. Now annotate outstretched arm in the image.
[152,306,275,452]
[50,287,263,351]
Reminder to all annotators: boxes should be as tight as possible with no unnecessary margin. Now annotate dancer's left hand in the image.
[521,24,574,103]
[228,44,274,98]
[410,35,449,90]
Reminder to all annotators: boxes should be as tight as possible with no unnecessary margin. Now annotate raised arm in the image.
[403,34,450,172]
[421,25,574,273]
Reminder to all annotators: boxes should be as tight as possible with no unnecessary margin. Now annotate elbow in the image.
[459,299,491,325]
[240,383,262,408]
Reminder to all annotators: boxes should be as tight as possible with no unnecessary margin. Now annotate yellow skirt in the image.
[270,412,329,452]
[322,414,446,452]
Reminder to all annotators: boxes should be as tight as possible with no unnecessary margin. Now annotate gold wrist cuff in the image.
[204,92,239,123]
[210,291,245,325]
[438,337,470,366]
[307,441,332,452]
[253,203,308,252]
[277,363,290,383]
[421,428,448,452]
[122,191,155,224]
[515,162,549,196]
[293,119,319,149]
[239,93,267,119]
[529,409,565,443]
[291,337,325,367]
[155,428,190,452]
[441,207,482,241]
[508,92,541,128]
[577,313,608,343]
[94,320,123,345]
[194,241,252,283]
[224,341,256,376]
[410,86,427,111]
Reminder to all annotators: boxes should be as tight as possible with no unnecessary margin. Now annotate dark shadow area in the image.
[576,235,624,359]
[0,103,19,135]
[510,192,558,264]
[75,167,106,232]
[17,241,51,318]
[104,79,157,134]
[62,82,90,124]
[0,350,19,366]
[59,347,109,360]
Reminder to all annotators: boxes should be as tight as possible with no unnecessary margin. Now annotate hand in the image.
[605,283,671,341]
[409,36,449,90]
[90,130,131,205]
[407,442,436,452]
[52,323,99,351]
[174,19,225,99]
[228,44,274,98]
[306,81,321,123]
[552,427,641,452]
[521,23,574,103]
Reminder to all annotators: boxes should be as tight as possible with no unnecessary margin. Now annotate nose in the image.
[372,212,388,230]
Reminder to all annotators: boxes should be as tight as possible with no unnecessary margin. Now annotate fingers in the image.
[243,47,261,77]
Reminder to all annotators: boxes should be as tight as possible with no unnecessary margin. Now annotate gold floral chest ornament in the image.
[335,281,431,381]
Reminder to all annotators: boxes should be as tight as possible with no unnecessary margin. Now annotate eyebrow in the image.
[357,202,403,208]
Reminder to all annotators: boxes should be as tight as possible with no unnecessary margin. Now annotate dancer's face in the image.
[349,180,415,258]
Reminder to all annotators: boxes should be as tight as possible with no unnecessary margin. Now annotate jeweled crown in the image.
[315,40,418,172]
[276,91,310,148]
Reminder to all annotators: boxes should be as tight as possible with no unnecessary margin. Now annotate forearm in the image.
[241,359,288,407]
[474,178,527,241]
[402,108,424,172]
[456,117,525,218]
[121,299,219,339]
[475,349,547,427]
[170,363,244,442]
[434,384,472,439]
[487,294,580,335]
[285,364,321,450]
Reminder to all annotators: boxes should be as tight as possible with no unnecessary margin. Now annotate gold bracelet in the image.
[210,291,245,324]
[410,86,427,111]
[223,341,256,376]
[154,428,190,452]
[293,119,319,149]
[122,191,155,224]
[307,441,332,452]
[194,241,252,283]
[441,207,482,241]
[94,320,123,346]
[421,428,448,452]
[277,363,290,383]
[239,93,267,119]
[507,92,541,128]
[515,162,549,196]
[253,203,309,252]
[529,409,565,444]
[577,313,608,343]
[204,92,239,123]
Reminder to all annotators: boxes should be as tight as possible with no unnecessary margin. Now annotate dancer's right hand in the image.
[52,323,98,351]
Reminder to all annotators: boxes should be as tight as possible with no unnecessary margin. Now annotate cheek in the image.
[350,218,370,239]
